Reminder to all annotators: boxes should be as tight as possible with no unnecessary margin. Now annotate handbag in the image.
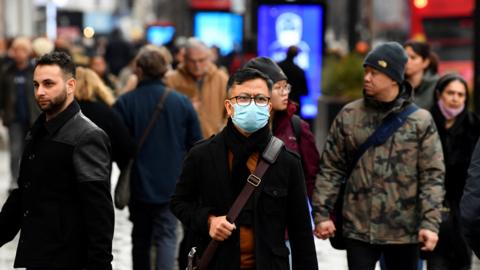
[329,103,419,249]
[187,136,284,270]
[114,88,171,209]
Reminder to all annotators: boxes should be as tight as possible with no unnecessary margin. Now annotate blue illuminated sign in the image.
[146,25,176,46]
[257,4,324,118]
[194,12,243,56]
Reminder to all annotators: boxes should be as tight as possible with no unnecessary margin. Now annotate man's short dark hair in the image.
[286,46,299,59]
[35,51,76,79]
[135,45,168,80]
[227,68,273,97]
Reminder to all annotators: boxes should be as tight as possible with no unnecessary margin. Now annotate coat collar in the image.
[137,78,164,88]
[363,80,414,116]
[37,100,80,136]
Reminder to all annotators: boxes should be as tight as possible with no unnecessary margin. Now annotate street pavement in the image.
[0,145,478,269]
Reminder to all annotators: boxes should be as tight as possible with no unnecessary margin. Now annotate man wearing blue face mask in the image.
[170,68,318,270]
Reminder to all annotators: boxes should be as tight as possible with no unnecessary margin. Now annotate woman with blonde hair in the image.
[75,66,134,171]
[75,67,115,105]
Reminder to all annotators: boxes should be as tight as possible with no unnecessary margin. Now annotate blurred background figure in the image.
[116,45,172,97]
[105,28,134,76]
[158,46,173,71]
[404,40,439,110]
[0,37,11,82]
[0,37,40,191]
[89,54,118,93]
[114,45,202,270]
[228,38,257,74]
[426,73,480,270]
[31,37,54,58]
[165,37,228,138]
[75,66,134,173]
[277,45,309,110]
[116,48,138,97]
[54,36,72,55]
[171,37,187,70]
[210,44,228,72]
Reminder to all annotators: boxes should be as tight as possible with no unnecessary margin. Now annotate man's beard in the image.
[37,88,68,116]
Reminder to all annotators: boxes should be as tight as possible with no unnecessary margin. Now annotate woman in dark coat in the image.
[427,73,480,270]
[75,67,134,170]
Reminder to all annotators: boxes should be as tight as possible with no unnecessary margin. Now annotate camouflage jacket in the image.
[312,84,445,244]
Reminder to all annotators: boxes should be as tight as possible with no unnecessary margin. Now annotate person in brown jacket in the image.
[165,37,228,137]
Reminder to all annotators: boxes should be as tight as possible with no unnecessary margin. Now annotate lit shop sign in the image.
[194,12,243,56]
[257,4,324,119]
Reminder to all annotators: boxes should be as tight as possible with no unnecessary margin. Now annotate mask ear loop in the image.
[227,100,235,117]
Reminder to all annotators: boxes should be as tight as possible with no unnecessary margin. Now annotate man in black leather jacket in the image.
[0,51,114,269]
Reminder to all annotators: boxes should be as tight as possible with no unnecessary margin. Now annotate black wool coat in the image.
[170,130,318,270]
[0,101,114,269]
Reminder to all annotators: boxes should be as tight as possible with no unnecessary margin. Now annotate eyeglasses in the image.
[273,84,292,94]
[229,95,271,107]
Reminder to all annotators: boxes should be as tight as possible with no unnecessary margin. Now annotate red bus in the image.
[409,0,474,83]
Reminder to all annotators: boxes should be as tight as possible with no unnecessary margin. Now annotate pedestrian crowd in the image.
[0,31,479,270]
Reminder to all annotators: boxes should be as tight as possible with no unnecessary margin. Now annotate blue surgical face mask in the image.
[231,102,270,133]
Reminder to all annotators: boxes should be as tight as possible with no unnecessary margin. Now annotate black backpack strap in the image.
[291,114,302,144]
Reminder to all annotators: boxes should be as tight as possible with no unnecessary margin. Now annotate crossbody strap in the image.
[346,103,419,178]
[134,88,171,156]
[198,136,284,270]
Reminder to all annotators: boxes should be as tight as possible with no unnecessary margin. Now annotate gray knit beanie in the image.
[244,57,288,83]
[363,42,408,84]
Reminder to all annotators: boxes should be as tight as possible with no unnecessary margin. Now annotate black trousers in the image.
[345,238,420,270]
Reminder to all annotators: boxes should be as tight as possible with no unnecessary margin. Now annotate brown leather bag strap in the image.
[197,136,284,270]
[134,88,171,156]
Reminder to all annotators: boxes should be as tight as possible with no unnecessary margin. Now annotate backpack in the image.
[291,114,302,145]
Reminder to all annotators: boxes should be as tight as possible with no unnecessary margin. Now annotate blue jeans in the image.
[129,201,177,270]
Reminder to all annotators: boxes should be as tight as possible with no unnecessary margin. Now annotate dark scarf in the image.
[223,118,271,225]
[363,81,412,112]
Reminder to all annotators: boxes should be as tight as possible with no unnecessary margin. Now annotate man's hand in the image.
[314,220,336,240]
[208,215,236,241]
[418,229,438,251]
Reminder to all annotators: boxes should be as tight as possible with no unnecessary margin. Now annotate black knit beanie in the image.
[244,57,288,83]
[363,42,408,84]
